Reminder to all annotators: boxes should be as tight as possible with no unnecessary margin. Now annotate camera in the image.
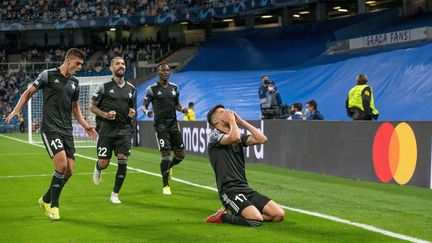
[280,104,292,118]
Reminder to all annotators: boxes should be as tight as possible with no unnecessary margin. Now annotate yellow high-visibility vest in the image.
[348,84,379,115]
[184,108,196,121]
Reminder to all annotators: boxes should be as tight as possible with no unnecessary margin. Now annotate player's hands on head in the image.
[85,126,98,139]
[226,109,236,123]
[128,108,136,118]
[105,110,116,120]
[233,112,244,125]
[5,110,19,124]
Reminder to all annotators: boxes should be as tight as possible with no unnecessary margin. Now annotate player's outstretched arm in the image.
[234,112,267,146]
[72,101,98,139]
[5,86,38,124]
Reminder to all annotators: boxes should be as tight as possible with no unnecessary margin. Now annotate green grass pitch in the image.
[0,133,431,242]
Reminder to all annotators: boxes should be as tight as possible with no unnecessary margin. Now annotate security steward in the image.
[346,74,379,120]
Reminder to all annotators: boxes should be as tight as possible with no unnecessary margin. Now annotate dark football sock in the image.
[96,160,103,172]
[169,156,183,169]
[50,171,65,208]
[221,214,263,227]
[43,177,68,203]
[113,160,127,193]
[160,157,171,187]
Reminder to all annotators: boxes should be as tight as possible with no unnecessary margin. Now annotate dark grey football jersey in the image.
[208,129,253,196]
[32,68,79,136]
[92,79,135,138]
[144,81,180,131]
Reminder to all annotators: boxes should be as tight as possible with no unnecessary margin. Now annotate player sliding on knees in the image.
[5,48,98,220]
[141,63,188,195]
[90,57,136,204]
[205,105,285,226]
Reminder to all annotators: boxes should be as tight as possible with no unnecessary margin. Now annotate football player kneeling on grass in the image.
[205,105,284,226]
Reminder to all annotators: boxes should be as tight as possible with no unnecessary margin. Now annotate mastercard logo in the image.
[372,122,417,185]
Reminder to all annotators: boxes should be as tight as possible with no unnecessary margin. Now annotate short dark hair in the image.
[207,104,225,127]
[188,102,194,108]
[110,56,124,66]
[157,62,169,71]
[356,74,368,85]
[293,102,302,111]
[65,48,85,60]
[307,100,317,110]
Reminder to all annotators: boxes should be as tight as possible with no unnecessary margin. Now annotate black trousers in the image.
[350,108,372,120]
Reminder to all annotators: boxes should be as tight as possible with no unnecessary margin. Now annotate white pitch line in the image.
[0,134,429,243]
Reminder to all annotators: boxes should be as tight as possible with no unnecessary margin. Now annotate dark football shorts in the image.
[96,135,132,159]
[41,131,75,160]
[155,129,184,152]
[220,191,271,215]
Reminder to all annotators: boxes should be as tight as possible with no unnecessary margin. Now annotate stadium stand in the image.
[0,0,176,21]
[0,0,243,22]
[1,37,177,76]
[137,12,432,121]
[0,70,30,125]
[183,10,399,71]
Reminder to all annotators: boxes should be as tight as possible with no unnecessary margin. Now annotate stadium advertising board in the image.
[137,121,264,162]
[137,120,432,188]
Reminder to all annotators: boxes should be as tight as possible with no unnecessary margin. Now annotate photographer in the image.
[261,81,282,119]
[258,75,270,119]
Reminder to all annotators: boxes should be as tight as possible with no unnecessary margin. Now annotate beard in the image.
[114,69,125,78]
